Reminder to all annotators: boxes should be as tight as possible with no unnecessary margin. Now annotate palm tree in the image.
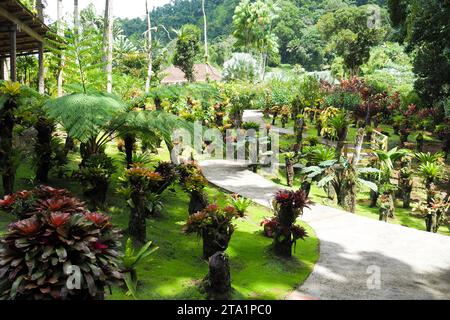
[103,0,114,93]
[145,0,154,93]
[202,0,209,65]
[57,0,65,97]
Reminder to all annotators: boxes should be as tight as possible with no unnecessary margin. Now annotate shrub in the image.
[242,122,261,131]
[0,187,122,300]
[222,53,259,83]
[77,154,116,210]
[413,193,450,233]
[230,194,252,217]
[183,204,239,259]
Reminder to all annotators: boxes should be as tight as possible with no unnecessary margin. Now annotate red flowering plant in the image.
[264,190,312,257]
[0,187,122,300]
[183,204,239,259]
[0,185,83,220]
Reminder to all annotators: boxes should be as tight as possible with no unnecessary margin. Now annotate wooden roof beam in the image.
[0,5,45,43]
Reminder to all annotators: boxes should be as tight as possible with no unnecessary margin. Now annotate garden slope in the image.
[200,160,450,300]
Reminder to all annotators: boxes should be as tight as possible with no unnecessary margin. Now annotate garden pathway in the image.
[199,159,450,300]
[243,110,294,135]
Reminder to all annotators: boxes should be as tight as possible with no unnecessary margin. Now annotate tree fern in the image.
[44,93,126,143]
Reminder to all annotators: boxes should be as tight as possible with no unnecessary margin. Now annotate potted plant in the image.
[178,162,209,215]
[269,190,312,257]
[183,204,239,259]
[77,153,116,210]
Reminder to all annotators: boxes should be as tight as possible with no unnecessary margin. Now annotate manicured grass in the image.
[0,145,319,300]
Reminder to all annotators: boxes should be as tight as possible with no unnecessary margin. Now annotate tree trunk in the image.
[370,190,378,208]
[202,0,209,65]
[129,191,147,245]
[202,230,230,260]
[74,0,80,32]
[124,134,135,169]
[335,127,348,158]
[399,130,408,148]
[301,180,311,198]
[145,0,153,93]
[425,214,437,233]
[295,117,305,149]
[274,229,293,257]
[189,190,208,215]
[103,0,114,93]
[35,117,53,183]
[57,0,64,97]
[205,252,231,300]
[285,157,294,187]
[0,99,17,195]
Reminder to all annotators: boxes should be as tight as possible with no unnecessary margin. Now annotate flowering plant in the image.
[0,187,122,300]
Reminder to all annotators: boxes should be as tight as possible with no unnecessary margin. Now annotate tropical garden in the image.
[0,0,448,301]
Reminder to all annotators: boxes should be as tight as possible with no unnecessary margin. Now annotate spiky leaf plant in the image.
[0,187,122,300]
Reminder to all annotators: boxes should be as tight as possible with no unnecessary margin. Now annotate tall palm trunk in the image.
[202,0,209,75]
[0,98,17,195]
[57,0,65,97]
[74,0,80,32]
[145,0,153,93]
[35,117,54,183]
[103,0,114,93]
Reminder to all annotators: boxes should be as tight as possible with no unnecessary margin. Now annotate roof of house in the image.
[161,64,222,84]
[0,0,52,58]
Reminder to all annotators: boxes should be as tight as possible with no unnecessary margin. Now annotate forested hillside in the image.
[118,0,388,66]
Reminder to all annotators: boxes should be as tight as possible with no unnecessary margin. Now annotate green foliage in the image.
[223,53,259,82]
[173,24,201,82]
[388,0,450,105]
[317,4,390,74]
[44,93,126,143]
[230,194,252,217]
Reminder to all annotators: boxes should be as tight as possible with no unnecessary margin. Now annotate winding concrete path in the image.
[200,160,450,300]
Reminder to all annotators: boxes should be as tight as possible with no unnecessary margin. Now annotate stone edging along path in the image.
[199,160,450,300]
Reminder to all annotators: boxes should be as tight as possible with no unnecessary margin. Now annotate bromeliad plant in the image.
[183,204,239,259]
[0,185,83,220]
[230,194,252,217]
[120,162,177,244]
[76,153,116,210]
[413,193,450,233]
[268,190,312,257]
[178,162,209,216]
[0,187,122,300]
[121,237,158,297]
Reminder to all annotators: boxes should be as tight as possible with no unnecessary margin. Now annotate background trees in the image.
[173,24,201,82]
[317,4,390,75]
[388,0,450,107]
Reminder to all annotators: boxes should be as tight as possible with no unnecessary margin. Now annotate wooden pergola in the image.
[0,0,51,93]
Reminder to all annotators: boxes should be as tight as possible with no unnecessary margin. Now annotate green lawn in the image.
[0,145,319,300]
